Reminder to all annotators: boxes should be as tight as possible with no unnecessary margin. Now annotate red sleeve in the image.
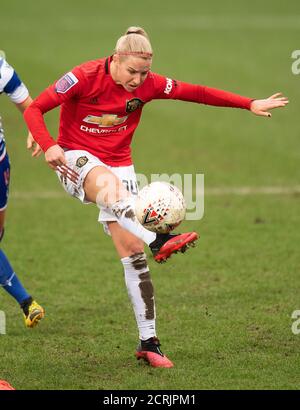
[24,68,86,152]
[149,73,253,110]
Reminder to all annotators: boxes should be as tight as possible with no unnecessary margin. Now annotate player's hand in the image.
[45,144,66,170]
[250,93,289,117]
[27,132,42,157]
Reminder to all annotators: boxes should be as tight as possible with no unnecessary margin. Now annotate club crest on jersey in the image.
[83,114,128,127]
[126,98,144,113]
[76,156,88,168]
[55,72,78,94]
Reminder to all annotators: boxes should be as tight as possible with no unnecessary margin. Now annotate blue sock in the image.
[0,249,30,304]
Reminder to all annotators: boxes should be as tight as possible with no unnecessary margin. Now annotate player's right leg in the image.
[0,150,44,328]
[82,161,199,262]
[107,221,173,368]
[56,150,198,262]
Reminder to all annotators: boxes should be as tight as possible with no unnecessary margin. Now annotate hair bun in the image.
[115,26,152,59]
[125,26,149,39]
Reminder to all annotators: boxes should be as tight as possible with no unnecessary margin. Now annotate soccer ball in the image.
[135,182,186,233]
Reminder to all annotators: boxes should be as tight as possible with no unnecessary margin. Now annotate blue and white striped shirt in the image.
[0,57,29,157]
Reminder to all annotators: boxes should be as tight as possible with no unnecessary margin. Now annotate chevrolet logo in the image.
[83,114,128,128]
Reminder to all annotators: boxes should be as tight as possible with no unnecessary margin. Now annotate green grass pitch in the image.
[1,0,300,390]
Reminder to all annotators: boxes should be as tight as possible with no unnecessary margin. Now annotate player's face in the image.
[115,56,152,92]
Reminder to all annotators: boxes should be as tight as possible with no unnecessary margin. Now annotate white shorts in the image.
[56,149,138,234]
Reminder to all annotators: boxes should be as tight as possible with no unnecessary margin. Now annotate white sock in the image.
[121,252,156,341]
[112,197,156,245]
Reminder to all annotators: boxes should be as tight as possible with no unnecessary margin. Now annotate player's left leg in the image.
[0,151,44,328]
[107,221,173,368]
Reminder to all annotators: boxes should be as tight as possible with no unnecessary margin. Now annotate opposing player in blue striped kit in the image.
[0,51,44,327]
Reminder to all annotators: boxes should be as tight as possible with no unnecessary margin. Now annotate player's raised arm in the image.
[150,73,288,116]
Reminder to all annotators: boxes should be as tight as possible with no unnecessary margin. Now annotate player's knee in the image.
[111,197,134,219]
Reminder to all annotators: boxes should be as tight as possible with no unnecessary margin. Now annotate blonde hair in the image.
[114,26,153,59]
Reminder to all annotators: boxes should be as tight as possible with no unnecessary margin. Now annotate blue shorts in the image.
[0,144,10,211]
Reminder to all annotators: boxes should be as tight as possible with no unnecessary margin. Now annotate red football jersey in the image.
[24,56,253,166]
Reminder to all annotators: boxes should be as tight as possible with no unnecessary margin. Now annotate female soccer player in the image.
[24,27,288,367]
[0,52,44,327]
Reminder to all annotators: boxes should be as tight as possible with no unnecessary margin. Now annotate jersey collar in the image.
[105,55,113,75]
